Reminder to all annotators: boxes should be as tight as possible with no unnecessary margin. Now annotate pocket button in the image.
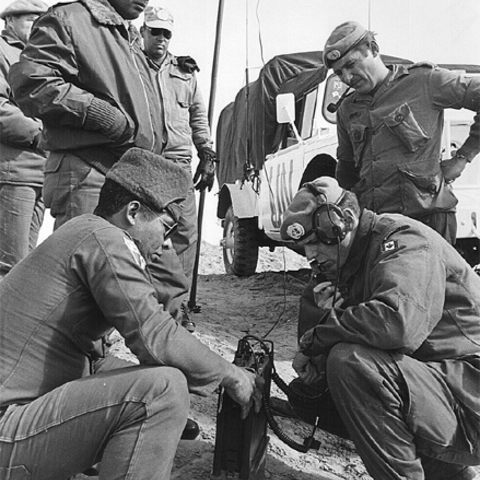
[395,113,404,122]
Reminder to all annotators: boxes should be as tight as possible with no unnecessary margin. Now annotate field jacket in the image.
[336,63,480,219]
[0,30,45,186]
[0,215,228,407]
[8,0,163,173]
[301,209,480,436]
[151,52,212,162]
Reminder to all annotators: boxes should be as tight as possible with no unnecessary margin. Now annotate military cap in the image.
[0,0,48,19]
[323,21,369,69]
[280,177,344,242]
[143,5,174,32]
[106,148,189,221]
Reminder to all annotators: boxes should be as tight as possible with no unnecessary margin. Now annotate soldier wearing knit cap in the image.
[271,177,480,480]
[0,0,47,21]
[0,0,48,280]
[323,20,480,246]
[0,147,260,479]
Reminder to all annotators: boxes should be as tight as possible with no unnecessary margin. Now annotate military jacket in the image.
[301,210,480,428]
[0,215,228,407]
[336,64,480,218]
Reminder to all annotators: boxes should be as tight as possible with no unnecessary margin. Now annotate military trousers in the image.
[0,184,44,279]
[0,362,189,479]
[326,343,480,479]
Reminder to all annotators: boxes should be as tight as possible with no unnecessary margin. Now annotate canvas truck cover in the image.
[216,51,327,187]
[216,50,418,188]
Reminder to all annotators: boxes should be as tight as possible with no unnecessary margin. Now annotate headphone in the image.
[303,182,348,245]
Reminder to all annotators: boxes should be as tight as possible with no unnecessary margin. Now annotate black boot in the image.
[181,418,200,440]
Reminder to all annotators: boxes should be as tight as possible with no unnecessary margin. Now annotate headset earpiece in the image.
[312,203,348,245]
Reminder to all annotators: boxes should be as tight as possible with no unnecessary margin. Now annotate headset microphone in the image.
[326,87,352,114]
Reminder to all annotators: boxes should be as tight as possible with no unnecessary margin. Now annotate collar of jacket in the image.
[339,208,375,286]
[0,28,24,49]
[80,0,128,26]
[144,51,175,72]
[350,64,410,104]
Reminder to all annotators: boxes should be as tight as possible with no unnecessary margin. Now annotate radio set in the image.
[212,335,322,479]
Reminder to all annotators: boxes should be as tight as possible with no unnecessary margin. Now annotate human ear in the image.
[126,201,141,225]
[342,208,357,232]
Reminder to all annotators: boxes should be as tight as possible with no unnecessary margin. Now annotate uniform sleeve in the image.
[188,76,213,151]
[429,67,480,161]
[8,12,93,127]
[0,68,41,148]
[71,229,228,394]
[336,109,360,189]
[301,225,446,355]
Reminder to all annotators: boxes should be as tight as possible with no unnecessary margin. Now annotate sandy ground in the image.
[73,242,480,480]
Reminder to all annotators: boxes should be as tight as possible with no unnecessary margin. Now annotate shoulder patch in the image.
[123,236,146,270]
[381,239,399,253]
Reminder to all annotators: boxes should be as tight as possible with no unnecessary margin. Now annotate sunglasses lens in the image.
[164,224,177,239]
[150,28,172,39]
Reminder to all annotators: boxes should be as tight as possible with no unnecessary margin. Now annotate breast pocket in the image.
[348,123,367,167]
[384,103,431,153]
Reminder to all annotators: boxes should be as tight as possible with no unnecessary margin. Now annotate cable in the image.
[262,247,289,339]
[255,0,266,66]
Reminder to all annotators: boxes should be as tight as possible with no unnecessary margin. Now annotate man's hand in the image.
[292,351,327,385]
[441,155,468,184]
[194,147,217,192]
[220,364,263,419]
[313,281,344,311]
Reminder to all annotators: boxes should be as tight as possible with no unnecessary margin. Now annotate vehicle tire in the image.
[222,206,259,276]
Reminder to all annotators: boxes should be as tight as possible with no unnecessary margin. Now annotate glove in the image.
[292,351,327,385]
[193,147,217,192]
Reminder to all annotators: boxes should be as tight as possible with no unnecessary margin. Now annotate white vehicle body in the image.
[219,70,480,275]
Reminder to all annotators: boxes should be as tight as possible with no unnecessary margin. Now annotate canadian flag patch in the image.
[381,239,399,252]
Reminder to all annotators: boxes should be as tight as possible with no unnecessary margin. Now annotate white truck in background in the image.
[215,52,480,275]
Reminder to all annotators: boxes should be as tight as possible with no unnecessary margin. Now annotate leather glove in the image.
[193,147,217,192]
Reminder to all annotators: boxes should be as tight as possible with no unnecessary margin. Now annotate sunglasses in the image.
[159,215,178,240]
[147,28,172,40]
[141,204,178,240]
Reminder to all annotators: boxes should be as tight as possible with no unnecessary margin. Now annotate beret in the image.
[280,177,344,242]
[143,5,174,32]
[106,148,190,221]
[323,21,368,69]
[0,0,48,19]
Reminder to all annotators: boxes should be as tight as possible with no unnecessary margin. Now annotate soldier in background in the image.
[141,5,217,282]
[0,0,48,279]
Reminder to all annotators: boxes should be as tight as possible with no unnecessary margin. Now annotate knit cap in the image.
[323,21,368,68]
[0,0,48,19]
[106,148,189,221]
[280,177,344,242]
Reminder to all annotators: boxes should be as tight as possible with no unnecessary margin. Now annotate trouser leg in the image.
[170,178,197,281]
[148,246,190,323]
[327,343,479,480]
[43,152,105,230]
[28,189,45,251]
[0,366,189,480]
[417,211,457,245]
[0,184,42,278]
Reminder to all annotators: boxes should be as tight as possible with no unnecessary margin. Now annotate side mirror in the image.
[276,93,296,124]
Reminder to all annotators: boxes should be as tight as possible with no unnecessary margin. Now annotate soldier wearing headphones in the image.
[275,177,480,480]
